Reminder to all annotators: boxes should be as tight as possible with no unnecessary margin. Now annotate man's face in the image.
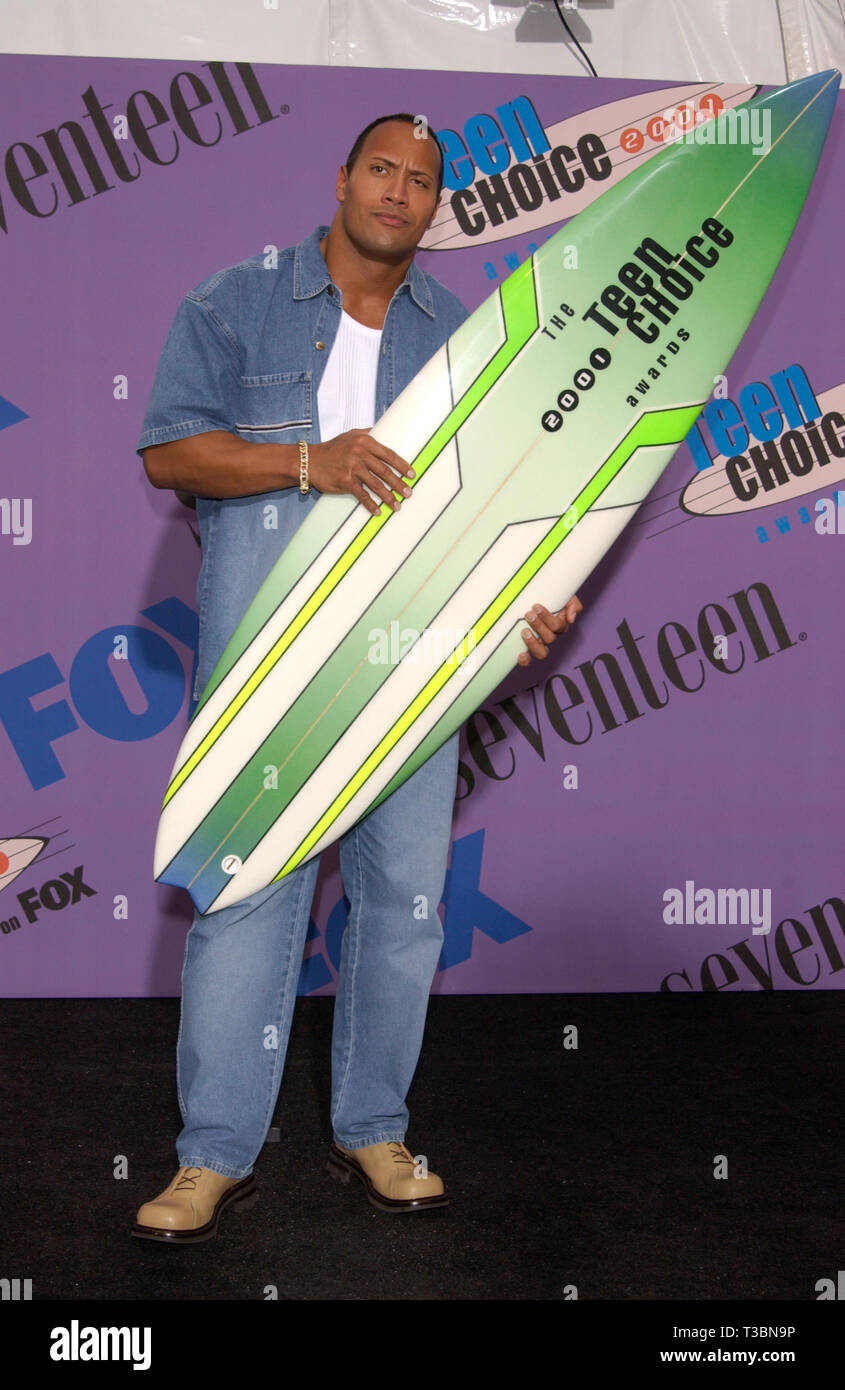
[336,120,442,262]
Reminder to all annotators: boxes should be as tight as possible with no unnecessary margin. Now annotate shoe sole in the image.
[326,1144,449,1212]
[130,1173,258,1243]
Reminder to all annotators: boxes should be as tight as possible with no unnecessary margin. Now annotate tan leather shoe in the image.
[131,1165,257,1243]
[327,1140,449,1212]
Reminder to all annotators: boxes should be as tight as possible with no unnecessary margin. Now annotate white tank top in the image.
[317,309,383,440]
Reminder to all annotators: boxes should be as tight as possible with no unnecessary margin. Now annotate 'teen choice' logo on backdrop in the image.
[422,81,756,251]
[0,817,91,940]
[679,363,845,528]
[0,834,47,894]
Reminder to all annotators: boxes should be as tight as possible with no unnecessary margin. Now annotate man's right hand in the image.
[308,429,414,515]
[141,427,416,507]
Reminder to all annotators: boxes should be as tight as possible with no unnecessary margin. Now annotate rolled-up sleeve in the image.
[136,291,243,455]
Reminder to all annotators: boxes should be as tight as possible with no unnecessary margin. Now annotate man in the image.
[133,112,582,1242]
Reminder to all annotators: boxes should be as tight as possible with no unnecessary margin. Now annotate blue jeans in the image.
[174,732,460,1180]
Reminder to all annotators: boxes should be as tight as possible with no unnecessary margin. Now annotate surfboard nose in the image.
[792,68,841,108]
[797,68,840,86]
[750,67,841,167]
[769,68,841,120]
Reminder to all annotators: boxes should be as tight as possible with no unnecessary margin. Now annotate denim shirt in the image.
[137,223,469,701]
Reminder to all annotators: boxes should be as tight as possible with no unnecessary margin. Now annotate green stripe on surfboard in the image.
[162,264,540,809]
[272,401,703,876]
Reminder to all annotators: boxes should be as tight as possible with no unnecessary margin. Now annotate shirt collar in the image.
[293,224,435,318]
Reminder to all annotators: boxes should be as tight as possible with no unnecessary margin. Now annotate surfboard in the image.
[154,69,841,915]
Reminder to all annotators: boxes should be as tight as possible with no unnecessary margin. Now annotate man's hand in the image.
[516,595,582,667]
[308,429,414,515]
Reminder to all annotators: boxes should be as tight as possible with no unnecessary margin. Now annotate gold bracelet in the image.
[298,440,310,494]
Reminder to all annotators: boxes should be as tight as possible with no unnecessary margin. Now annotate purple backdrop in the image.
[1,55,843,995]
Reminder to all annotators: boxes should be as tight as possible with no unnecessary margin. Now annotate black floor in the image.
[1,992,842,1343]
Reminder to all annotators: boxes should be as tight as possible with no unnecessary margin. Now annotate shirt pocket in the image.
[235,371,312,441]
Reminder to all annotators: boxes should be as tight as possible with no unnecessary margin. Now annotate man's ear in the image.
[426,192,442,229]
[336,164,348,203]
